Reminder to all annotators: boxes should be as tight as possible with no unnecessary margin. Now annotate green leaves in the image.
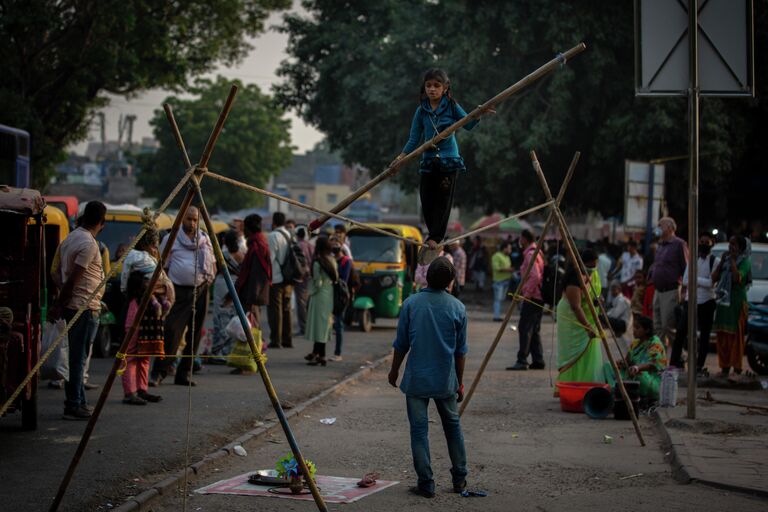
[138,77,292,211]
[0,0,290,188]
[275,0,766,224]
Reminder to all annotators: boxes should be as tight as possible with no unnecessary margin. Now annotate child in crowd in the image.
[121,270,171,405]
[394,68,495,253]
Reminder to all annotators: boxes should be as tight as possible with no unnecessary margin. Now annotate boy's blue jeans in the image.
[406,395,468,493]
[63,309,100,410]
[492,279,510,319]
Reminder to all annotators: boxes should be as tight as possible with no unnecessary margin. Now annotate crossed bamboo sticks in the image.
[459,151,645,447]
[43,43,602,510]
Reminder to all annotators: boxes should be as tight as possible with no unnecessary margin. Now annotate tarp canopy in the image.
[0,186,45,215]
[469,213,532,234]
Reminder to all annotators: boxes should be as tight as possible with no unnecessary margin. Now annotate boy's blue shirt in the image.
[402,96,479,162]
[392,287,468,398]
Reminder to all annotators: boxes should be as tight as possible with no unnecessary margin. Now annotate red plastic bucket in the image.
[556,382,611,413]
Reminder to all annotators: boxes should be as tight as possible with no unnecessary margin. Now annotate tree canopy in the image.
[275,0,767,230]
[0,0,290,188]
[137,77,293,211]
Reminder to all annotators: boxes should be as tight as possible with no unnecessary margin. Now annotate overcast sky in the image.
[70,5,323,155]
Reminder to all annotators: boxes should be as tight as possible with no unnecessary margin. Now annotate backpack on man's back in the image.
[277,230,310,285]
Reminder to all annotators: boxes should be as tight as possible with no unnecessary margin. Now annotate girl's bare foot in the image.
[427,239,438,250]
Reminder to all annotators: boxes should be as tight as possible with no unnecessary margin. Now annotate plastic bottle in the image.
[659,367,679,407]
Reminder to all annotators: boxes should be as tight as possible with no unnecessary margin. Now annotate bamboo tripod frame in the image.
[308,43,587,231]
[459,151,645,447]
[50,86,329,512]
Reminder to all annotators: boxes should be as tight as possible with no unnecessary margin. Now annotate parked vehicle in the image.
[0,186,45,430]
[347,224,422,332]
[0,124,31,188]
[42,195,79,230]
[746,301,768,375]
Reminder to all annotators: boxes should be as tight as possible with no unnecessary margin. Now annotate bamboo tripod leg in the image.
[163,98,327,511]
[50,189,197,511]
[459,152,581,417]
[190,176,328,512]
[49,88,241,512]
[530,151,645,447]
[309,42,588,231]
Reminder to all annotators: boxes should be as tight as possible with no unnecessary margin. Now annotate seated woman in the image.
[556,250,604,391]
[605,315,667,401]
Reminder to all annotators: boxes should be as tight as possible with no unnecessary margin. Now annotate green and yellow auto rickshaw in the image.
[347,224,422,331]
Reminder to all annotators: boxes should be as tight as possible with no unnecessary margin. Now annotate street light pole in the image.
[687,0,700,419]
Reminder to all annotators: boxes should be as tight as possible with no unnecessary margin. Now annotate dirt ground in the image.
[147,312,768,512]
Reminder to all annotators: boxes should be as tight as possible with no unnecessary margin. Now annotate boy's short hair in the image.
[426,257,456,290]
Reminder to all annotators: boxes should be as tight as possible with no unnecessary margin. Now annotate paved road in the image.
[0,311,399,512]
[147,313,768,512]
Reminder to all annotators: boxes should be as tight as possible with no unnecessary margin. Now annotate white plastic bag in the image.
[41,319,69,381]
[225,315,251,343]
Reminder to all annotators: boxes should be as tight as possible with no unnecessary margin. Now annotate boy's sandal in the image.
[409,486,435,499]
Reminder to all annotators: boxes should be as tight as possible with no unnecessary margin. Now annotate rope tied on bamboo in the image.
[556,52,567,67]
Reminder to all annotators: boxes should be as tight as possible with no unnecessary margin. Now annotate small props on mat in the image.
[356,472,380,488]
[276,453,317,480]
[248,469,289,487]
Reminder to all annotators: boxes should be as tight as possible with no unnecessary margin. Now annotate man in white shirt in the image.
[152,206,215,386]
[611,240,643,298]
[670,234,717,373]
[267,212,294,348]
[51,201,106,420]
[605,282,632,338]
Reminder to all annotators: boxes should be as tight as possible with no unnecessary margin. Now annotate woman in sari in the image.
[556,250,603,388]
[712,235,752,378]
[605,315,667,400]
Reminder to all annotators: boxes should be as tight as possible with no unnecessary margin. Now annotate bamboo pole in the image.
[308,42,587,231]
[49,89,239,512]
[459,152,581,416]
[530,150,645,446]
[189,176,328,512]
[162,101,328,511]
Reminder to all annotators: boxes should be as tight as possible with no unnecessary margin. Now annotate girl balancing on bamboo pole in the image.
[392,69,495,258]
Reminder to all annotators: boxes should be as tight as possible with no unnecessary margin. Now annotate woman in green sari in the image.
[556,250,603,388]
[605,315,667,400]
[712,236,751,378]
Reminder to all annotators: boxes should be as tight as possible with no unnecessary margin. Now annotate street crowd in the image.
[49,201,755,424]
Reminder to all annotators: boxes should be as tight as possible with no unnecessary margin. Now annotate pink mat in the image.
[195,471,399,504]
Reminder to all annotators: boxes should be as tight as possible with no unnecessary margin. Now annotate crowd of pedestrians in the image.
[48,201,756,420]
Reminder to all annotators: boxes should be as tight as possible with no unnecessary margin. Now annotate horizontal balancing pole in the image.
[205,171,426,247]
[308,42,587,231]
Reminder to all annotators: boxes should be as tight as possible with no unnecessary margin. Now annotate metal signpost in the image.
[635,0,754,419]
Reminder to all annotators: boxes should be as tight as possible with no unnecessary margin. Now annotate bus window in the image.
[0,124,31,188]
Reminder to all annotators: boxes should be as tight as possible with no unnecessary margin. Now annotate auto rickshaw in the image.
[0,186,45,430]
[347,224,422,331]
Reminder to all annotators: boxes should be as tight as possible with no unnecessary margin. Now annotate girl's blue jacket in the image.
[402,96,479,162]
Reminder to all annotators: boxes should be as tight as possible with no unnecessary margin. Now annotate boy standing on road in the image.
[388,257,468,498]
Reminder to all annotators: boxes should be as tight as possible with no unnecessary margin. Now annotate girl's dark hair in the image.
[313,236,337,280]
[126,270,147,301]
[635,315,653,334]
[223,229,240,253]
[135,228,159,252]
[419,68,452,100]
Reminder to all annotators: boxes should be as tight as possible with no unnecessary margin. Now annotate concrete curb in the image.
[653,408,768,499]
[113,353,392,512]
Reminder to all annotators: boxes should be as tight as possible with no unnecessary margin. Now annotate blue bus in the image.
[0,124,31,188]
